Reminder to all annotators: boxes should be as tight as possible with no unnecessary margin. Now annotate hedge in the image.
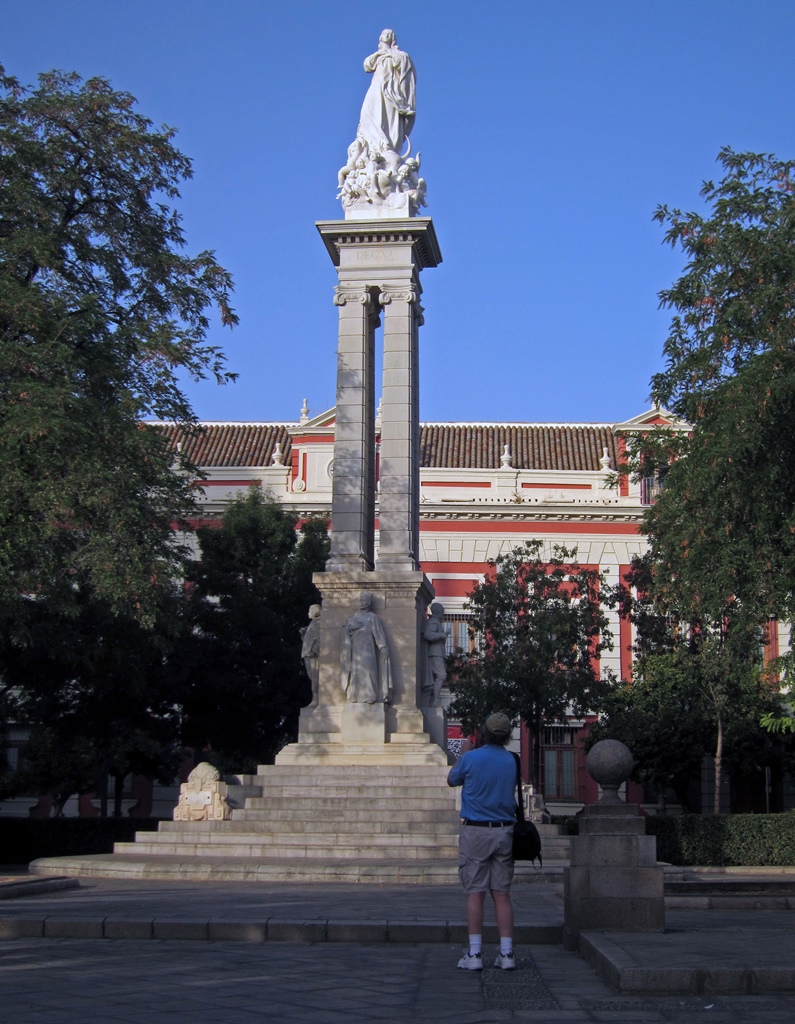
[646,814,795,867]
[0,817,164,865]
[551,812,795,866]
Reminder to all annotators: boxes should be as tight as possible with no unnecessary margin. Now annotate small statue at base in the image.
[301,603,321,707]
[421,601,450,707]
[341,591,392,704]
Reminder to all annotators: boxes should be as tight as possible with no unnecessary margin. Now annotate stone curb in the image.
[0,915,563,945]
[0,876,80,900]
[579,931,795,995]
[666,894,795,910]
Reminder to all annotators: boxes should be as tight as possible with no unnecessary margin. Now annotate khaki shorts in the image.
[458,823,514,894]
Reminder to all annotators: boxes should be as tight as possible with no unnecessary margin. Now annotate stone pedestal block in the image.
[341,702,387,744]
[563,806,665,949]
[276,571,447,766]
[421,706,447,749]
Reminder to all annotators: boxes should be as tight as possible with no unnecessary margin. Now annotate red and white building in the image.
[158,404,710,813]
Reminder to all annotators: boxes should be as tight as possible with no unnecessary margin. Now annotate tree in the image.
[597,555,794,814]
[621,149,795,754]
[447,541,614,789]
[5,584,185,815]
[0,66,237,628]
[589,651,712,812]
[636,148,795,638]
[178,488,329,770]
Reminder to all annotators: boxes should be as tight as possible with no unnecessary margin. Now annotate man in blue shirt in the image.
[447,712,517,971]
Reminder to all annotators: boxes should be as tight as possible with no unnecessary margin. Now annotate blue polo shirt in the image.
[448,745,517,822]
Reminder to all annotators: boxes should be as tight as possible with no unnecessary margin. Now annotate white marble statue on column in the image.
[421,601,450,707]
[337,29,427,216]
[341,591,392,703]
[301,604,321,708]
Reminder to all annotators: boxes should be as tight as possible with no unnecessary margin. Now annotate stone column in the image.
[325,286,378,572]
[377,285,423,571]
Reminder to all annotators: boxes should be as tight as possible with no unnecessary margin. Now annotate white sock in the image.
[500,938,513,956]
[468,934,482,955]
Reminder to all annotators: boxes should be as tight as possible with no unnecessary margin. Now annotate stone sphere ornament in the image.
[586,739,635,803]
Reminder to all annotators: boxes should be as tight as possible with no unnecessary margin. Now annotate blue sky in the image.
[5,1,795,425]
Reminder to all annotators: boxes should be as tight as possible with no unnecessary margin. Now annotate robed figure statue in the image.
[336,29,426,214]
[358,29,415,164]
[341,591,392,704]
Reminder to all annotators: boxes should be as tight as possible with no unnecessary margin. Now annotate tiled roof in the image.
[151,422,618,472]
[419,424,618,471]
[154,423,292,468]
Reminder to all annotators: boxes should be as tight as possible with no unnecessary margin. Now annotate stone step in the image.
[254,764,450,774]
[238,798,456,815]
[231,794,452,811]
[29,853,565,885]
[161,814,458,833]
[117,840,461,860]
[225,785,263,802]
[124,833,567,862]
[240,786,452,802]
[271,745,451,766]
[158,819,571,854]
[666,878,795,895]
[129,829,460,849]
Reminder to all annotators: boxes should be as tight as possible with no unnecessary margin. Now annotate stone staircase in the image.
[30,764,571,883]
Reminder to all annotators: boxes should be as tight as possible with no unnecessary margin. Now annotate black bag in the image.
[513,818,542,864]
[511,753,542,866]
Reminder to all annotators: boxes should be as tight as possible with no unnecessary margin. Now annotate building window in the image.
[542,725,579,800]
[444,614,473,655]
[5,726,29,773]
[640,466,667,506]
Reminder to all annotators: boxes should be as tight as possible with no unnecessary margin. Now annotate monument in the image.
[277,30,445,766]
[27,33,466,884]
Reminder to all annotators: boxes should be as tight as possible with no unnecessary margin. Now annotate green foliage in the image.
[646,813,795,867]
[178,488,329,767]
[447,541,614,787]
[0,65,236,626]
[599,554,795,812]
[761,713,795,735]
[589,650,712,810]
[3,585,186,814]
[550,815,580,836]
[633,148,795,633]
[548,814,795,865]
[0,816,162,865]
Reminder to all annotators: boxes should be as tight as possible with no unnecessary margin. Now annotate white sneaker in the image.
[457,950,483,971]
[494,951,516,970]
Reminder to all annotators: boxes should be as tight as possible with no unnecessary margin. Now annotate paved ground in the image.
[1,877,794,1023]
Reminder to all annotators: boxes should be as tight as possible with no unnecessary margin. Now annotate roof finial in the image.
[271,442,284,466]
[299,399,309,426]
[500,443,512,469]
[600,446,613,471]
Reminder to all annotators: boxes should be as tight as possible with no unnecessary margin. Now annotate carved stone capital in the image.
[333,287,371,307]
[379,288,418,307]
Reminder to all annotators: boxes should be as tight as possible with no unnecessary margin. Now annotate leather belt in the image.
[461,819,515,828]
